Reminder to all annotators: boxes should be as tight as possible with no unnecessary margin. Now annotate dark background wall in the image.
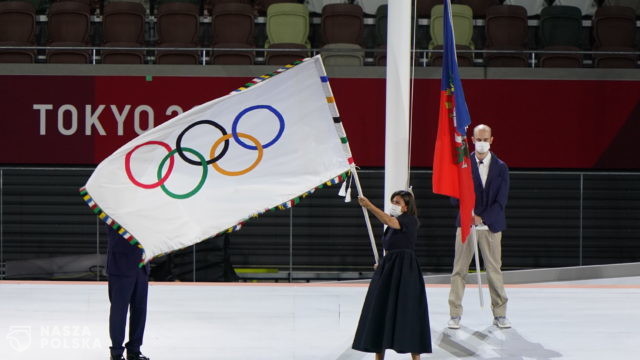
[1,168,638,281]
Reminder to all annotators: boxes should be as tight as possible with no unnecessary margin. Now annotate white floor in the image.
[1,277,639,360]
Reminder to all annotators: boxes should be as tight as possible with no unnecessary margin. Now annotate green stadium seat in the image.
[429,4,474,66]
[265,2,310,48]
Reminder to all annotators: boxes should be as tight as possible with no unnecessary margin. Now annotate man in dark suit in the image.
[447,124,511,330]
[106,226,151,360]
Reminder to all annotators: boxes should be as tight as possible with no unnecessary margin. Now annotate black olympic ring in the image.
[175,120,230,166]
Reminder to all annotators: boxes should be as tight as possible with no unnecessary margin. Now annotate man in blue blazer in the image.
[106,226,151,360]
[447,124,511,330]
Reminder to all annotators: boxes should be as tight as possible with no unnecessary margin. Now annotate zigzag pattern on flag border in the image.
[79,57,354,267]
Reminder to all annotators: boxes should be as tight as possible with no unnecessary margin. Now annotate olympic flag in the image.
[81,56,354,262]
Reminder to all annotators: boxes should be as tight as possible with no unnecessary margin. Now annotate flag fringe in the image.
[231,60,304,94]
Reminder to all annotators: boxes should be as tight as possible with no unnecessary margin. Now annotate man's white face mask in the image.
[474,141,490,154]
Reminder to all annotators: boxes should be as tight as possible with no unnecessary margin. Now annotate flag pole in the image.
[351,166,380,265]
[471,225,484,307]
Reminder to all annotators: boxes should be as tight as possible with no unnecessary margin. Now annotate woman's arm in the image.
[358,196,401,229]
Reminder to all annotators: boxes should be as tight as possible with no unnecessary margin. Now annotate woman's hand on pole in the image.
[358,195,372,210]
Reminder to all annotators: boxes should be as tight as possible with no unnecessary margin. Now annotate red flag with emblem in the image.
[432,0,475,243]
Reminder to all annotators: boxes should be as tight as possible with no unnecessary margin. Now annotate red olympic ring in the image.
[125,141,175,189]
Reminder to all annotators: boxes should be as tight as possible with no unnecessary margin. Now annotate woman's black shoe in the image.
[126,353,149,360]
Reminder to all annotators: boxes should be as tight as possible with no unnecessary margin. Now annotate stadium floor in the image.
[1,275,638,360]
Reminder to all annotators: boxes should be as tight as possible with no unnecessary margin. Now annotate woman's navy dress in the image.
[352,213,432,354]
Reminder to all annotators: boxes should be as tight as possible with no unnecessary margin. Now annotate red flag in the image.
[432,91,475,243]
[432,0,475,243]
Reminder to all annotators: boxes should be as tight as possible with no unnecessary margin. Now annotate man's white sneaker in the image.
[493,316,511,328]
[447,317,461,329]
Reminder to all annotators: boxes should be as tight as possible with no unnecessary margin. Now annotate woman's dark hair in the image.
[391,190,418,216]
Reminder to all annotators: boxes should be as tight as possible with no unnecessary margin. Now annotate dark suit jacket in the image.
[455,151,509,233]
[106,226,150,276]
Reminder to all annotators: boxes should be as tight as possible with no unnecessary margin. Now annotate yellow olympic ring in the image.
[210,132,263,176]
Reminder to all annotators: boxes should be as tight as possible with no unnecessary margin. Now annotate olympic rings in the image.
[158,147,208,199]
[232,105,285,150]
[176,120,229,165]
[124,105,285,199]
[125,141,175,189]
[210,133,263,176]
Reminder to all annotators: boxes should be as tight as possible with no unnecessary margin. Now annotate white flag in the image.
[81,56,353,261]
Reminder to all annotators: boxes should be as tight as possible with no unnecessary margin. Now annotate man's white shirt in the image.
[475,152,491,230]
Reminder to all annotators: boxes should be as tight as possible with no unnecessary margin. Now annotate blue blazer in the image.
[455,151,509,233]
[106,226,150,276]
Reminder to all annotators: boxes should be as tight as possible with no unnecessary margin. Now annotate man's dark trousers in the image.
[106,226,150,357]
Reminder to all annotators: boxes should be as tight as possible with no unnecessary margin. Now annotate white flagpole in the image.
[471,224,484,307]
[383,0,412,214]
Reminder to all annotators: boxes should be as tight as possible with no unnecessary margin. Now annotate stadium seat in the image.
[264,3,310,64]
[101,1,146,64]
[205,0,252,13]
[318,4,364,66]
[603,0,640,15]
[264,42,309,65]
[7,0,41,13]
[156,1,200,64]
[46,1,91,63]
[553,0,598,17]
[503,0,548,17]
[374,3,386,47]
[108,0,151,15]
[484,4,529,67]
[304,0,349,14]
[265,2,310,48]
[320,42,364,66]
[352,0,385,15]
[211,2,254,45]
[211,42,255,64]
[416,0,441,18]
[320,3,363,46]
[592,5,638,68]
[538,5,584,67]
[0,1,36,63]
[256,0,297,15]
[429,4,474,66]
[373,4,386,65]
[429,4,474,50]
[155,0,199,7]
[210,2,255,64]
[52,0,97,13]
[457,0,502,18]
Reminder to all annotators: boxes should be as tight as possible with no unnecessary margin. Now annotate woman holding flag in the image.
[352,191,432,359]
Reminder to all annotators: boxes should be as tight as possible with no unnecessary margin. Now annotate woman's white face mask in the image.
[389,204,403,217]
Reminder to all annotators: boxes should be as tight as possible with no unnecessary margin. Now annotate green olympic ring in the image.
[157,147,208,199]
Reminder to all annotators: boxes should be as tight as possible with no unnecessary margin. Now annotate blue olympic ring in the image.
[232,105,285,151]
